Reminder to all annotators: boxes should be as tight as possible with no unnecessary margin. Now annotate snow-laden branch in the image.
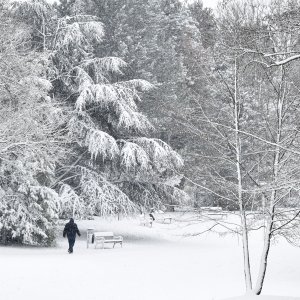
[120,141,149,170]
[8,0,52,20]
[55,19,104,52]
[240,48,300,67]
[78,166,138,215]
[75,78,154,133]
[133,137,184,169]
[270,54,300,66]
[85,129,119,160]
[80,57,127,76]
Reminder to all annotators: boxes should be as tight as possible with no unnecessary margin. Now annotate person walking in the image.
[63,218,81,254]
[149,208,155,222]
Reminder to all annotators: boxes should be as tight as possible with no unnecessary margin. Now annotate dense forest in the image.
[1,0,300,264]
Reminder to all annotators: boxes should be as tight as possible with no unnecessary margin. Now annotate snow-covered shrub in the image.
[0,187,59,246]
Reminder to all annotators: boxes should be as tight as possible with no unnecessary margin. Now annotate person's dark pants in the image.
[67,236,76,253]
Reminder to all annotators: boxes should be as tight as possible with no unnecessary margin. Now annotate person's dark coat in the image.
[63,218,81,253]
[149,213,155,221]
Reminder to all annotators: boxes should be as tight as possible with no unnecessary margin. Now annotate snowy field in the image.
[0,213,299,300]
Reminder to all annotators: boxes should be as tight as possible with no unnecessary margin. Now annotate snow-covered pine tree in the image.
[0,1,65,245]
[69,0,210,209]
[49,12,187,216]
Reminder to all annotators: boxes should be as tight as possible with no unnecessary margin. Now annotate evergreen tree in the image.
[71,0,213,207]
[188,0,216,49]
[48,12,186,215]
[0,1,65,245]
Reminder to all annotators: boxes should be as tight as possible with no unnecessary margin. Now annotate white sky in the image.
[199,0,219,9]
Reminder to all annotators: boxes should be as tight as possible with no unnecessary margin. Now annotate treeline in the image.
[1,0,300,246]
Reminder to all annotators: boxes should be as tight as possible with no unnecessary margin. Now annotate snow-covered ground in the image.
[0,213,299,300]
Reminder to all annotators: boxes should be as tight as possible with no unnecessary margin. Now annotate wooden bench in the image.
[93,232,123,249]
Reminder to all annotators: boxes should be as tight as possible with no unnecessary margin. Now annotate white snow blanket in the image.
[0,214,299,300]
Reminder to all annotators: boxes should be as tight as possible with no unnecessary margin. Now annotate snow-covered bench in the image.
[94,232,123,249]
[139,215,153,227]
[200,207,227,219]
[156,215,173,224]
[201,206,223,212]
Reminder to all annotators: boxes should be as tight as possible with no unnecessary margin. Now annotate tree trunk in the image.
[254,212,273,295]
[254,65,284,294]
[234,57,252,291]
[240,212,253,291]
[1,228,7,245]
